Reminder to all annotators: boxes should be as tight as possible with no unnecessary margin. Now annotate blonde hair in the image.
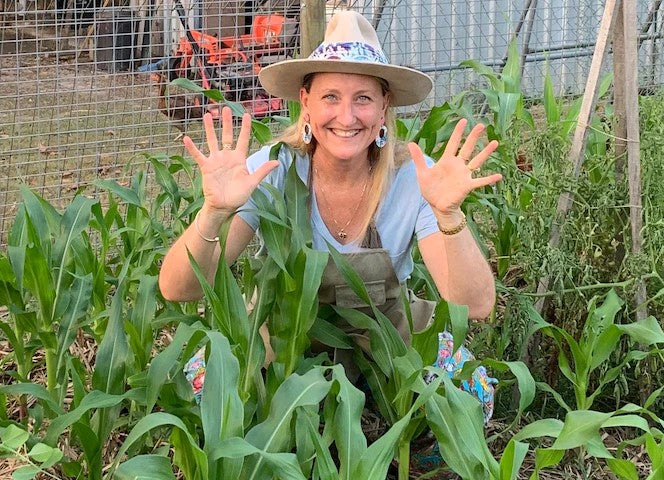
[276,74,410,243]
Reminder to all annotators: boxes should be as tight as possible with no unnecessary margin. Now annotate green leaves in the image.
[0,425,64,479]
[2,68,664,480]
[115,455,177,480]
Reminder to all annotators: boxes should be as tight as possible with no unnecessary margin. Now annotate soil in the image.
[0,20,195,243]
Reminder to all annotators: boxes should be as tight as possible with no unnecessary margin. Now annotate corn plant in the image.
[321,241,536,480]
[512,402,660,479]
[0,187,96,402]
[0,163,197,478]
[522,289,664,412]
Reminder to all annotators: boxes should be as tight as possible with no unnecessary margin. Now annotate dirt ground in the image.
[0,20,200,243]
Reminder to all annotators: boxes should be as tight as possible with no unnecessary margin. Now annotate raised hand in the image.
[409,119,502,216]
[183,106,279,216]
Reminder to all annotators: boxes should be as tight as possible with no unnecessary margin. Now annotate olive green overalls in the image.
[312,224,436,379]
[260,159,437,374]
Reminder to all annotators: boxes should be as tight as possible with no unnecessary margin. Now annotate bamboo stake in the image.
[534,0,620,314]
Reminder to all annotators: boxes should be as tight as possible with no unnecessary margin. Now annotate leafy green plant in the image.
[524,289,664,411]
[1,64,664,480]
[1,187,96,401]
[0,424,64,479]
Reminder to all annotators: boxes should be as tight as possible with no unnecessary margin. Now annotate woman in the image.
[159,11,502,363]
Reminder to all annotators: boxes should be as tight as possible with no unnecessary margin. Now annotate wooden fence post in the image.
[620,0,647,320]
[299,0,325,57]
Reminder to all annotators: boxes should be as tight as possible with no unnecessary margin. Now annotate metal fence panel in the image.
[1,0,662,242]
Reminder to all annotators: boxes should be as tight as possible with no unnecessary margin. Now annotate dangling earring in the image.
[302,122,312,144]
[375,125,388,148]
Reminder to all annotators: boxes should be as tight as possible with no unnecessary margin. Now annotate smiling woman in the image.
[158,9,502,385]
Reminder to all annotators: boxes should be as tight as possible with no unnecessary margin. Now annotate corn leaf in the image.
[512,418,564,442]
[328,365,366,479]
[353,378,438,479]
[550,410,613,450]
[146,322,208,411]
[109,412,207,479]
[301,409,338,480]
[543,71,560,124]
[426,376,497,478]
[272,247,327,374]
[533,448,564,475]
[200,331,244,477]
[498,439,528,480]
[55,272,93,386]
[0,383,63,415]
[502,39,522,93]
[615,316,664,345]
[210,437,306,480]
[606,458,639,480]
[115,455,177,480]
[243,368,331,480]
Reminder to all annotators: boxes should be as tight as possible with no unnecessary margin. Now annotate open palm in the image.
[184,107,279,215]
[410,119,502,215]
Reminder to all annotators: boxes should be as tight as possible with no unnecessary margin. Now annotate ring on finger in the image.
[222,143,233,150]
[466,164,480,173]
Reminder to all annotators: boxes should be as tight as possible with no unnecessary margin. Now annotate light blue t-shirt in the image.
[237,144,439,283]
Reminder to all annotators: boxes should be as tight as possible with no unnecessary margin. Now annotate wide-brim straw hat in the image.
[258,10,433,107]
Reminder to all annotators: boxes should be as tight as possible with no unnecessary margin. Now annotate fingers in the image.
[183,135,207,168]
[442,118,467,159]
[408,142,427,172]
[220,106,234,149]
[251,160,280,185]
[203,112,219,155]
[235,112,252,154]
[471,172,503,189]
[467,139,499,171]
[458,122,485,161]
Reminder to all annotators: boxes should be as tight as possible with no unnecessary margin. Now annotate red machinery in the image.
[154,1,293,128]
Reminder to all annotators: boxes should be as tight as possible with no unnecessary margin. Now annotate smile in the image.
[331,129,360,138]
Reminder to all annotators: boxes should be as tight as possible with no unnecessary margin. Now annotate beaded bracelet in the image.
[437,212,467,236]
[194,211,220,243]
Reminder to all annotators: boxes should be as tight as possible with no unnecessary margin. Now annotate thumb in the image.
[250,160,280,186]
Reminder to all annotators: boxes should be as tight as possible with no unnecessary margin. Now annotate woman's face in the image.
[300,72,389,164]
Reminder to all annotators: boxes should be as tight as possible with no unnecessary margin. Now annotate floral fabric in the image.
[425,331,498,425]
[185,331,497,425]
[183,347,206,404]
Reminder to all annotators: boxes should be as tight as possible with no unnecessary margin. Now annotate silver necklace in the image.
[314,166,370,240]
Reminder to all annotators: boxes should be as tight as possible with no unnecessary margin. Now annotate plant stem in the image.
[398,439,410,480]
[46,348,57,393]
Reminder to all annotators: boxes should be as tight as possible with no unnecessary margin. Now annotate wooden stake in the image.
[613,1,627,178]
[534,0,620,313]
[621,0,647,320]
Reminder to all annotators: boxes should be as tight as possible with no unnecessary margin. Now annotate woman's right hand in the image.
[183,106,280,218]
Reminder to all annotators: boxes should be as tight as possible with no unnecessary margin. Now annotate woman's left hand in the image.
[409,119,502,216]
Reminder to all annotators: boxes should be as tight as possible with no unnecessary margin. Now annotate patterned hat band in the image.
[309,41,388,65]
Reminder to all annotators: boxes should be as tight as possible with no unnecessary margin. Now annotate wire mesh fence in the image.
[0,0,662,243]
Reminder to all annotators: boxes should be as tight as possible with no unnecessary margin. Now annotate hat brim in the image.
[258,59,433,107]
